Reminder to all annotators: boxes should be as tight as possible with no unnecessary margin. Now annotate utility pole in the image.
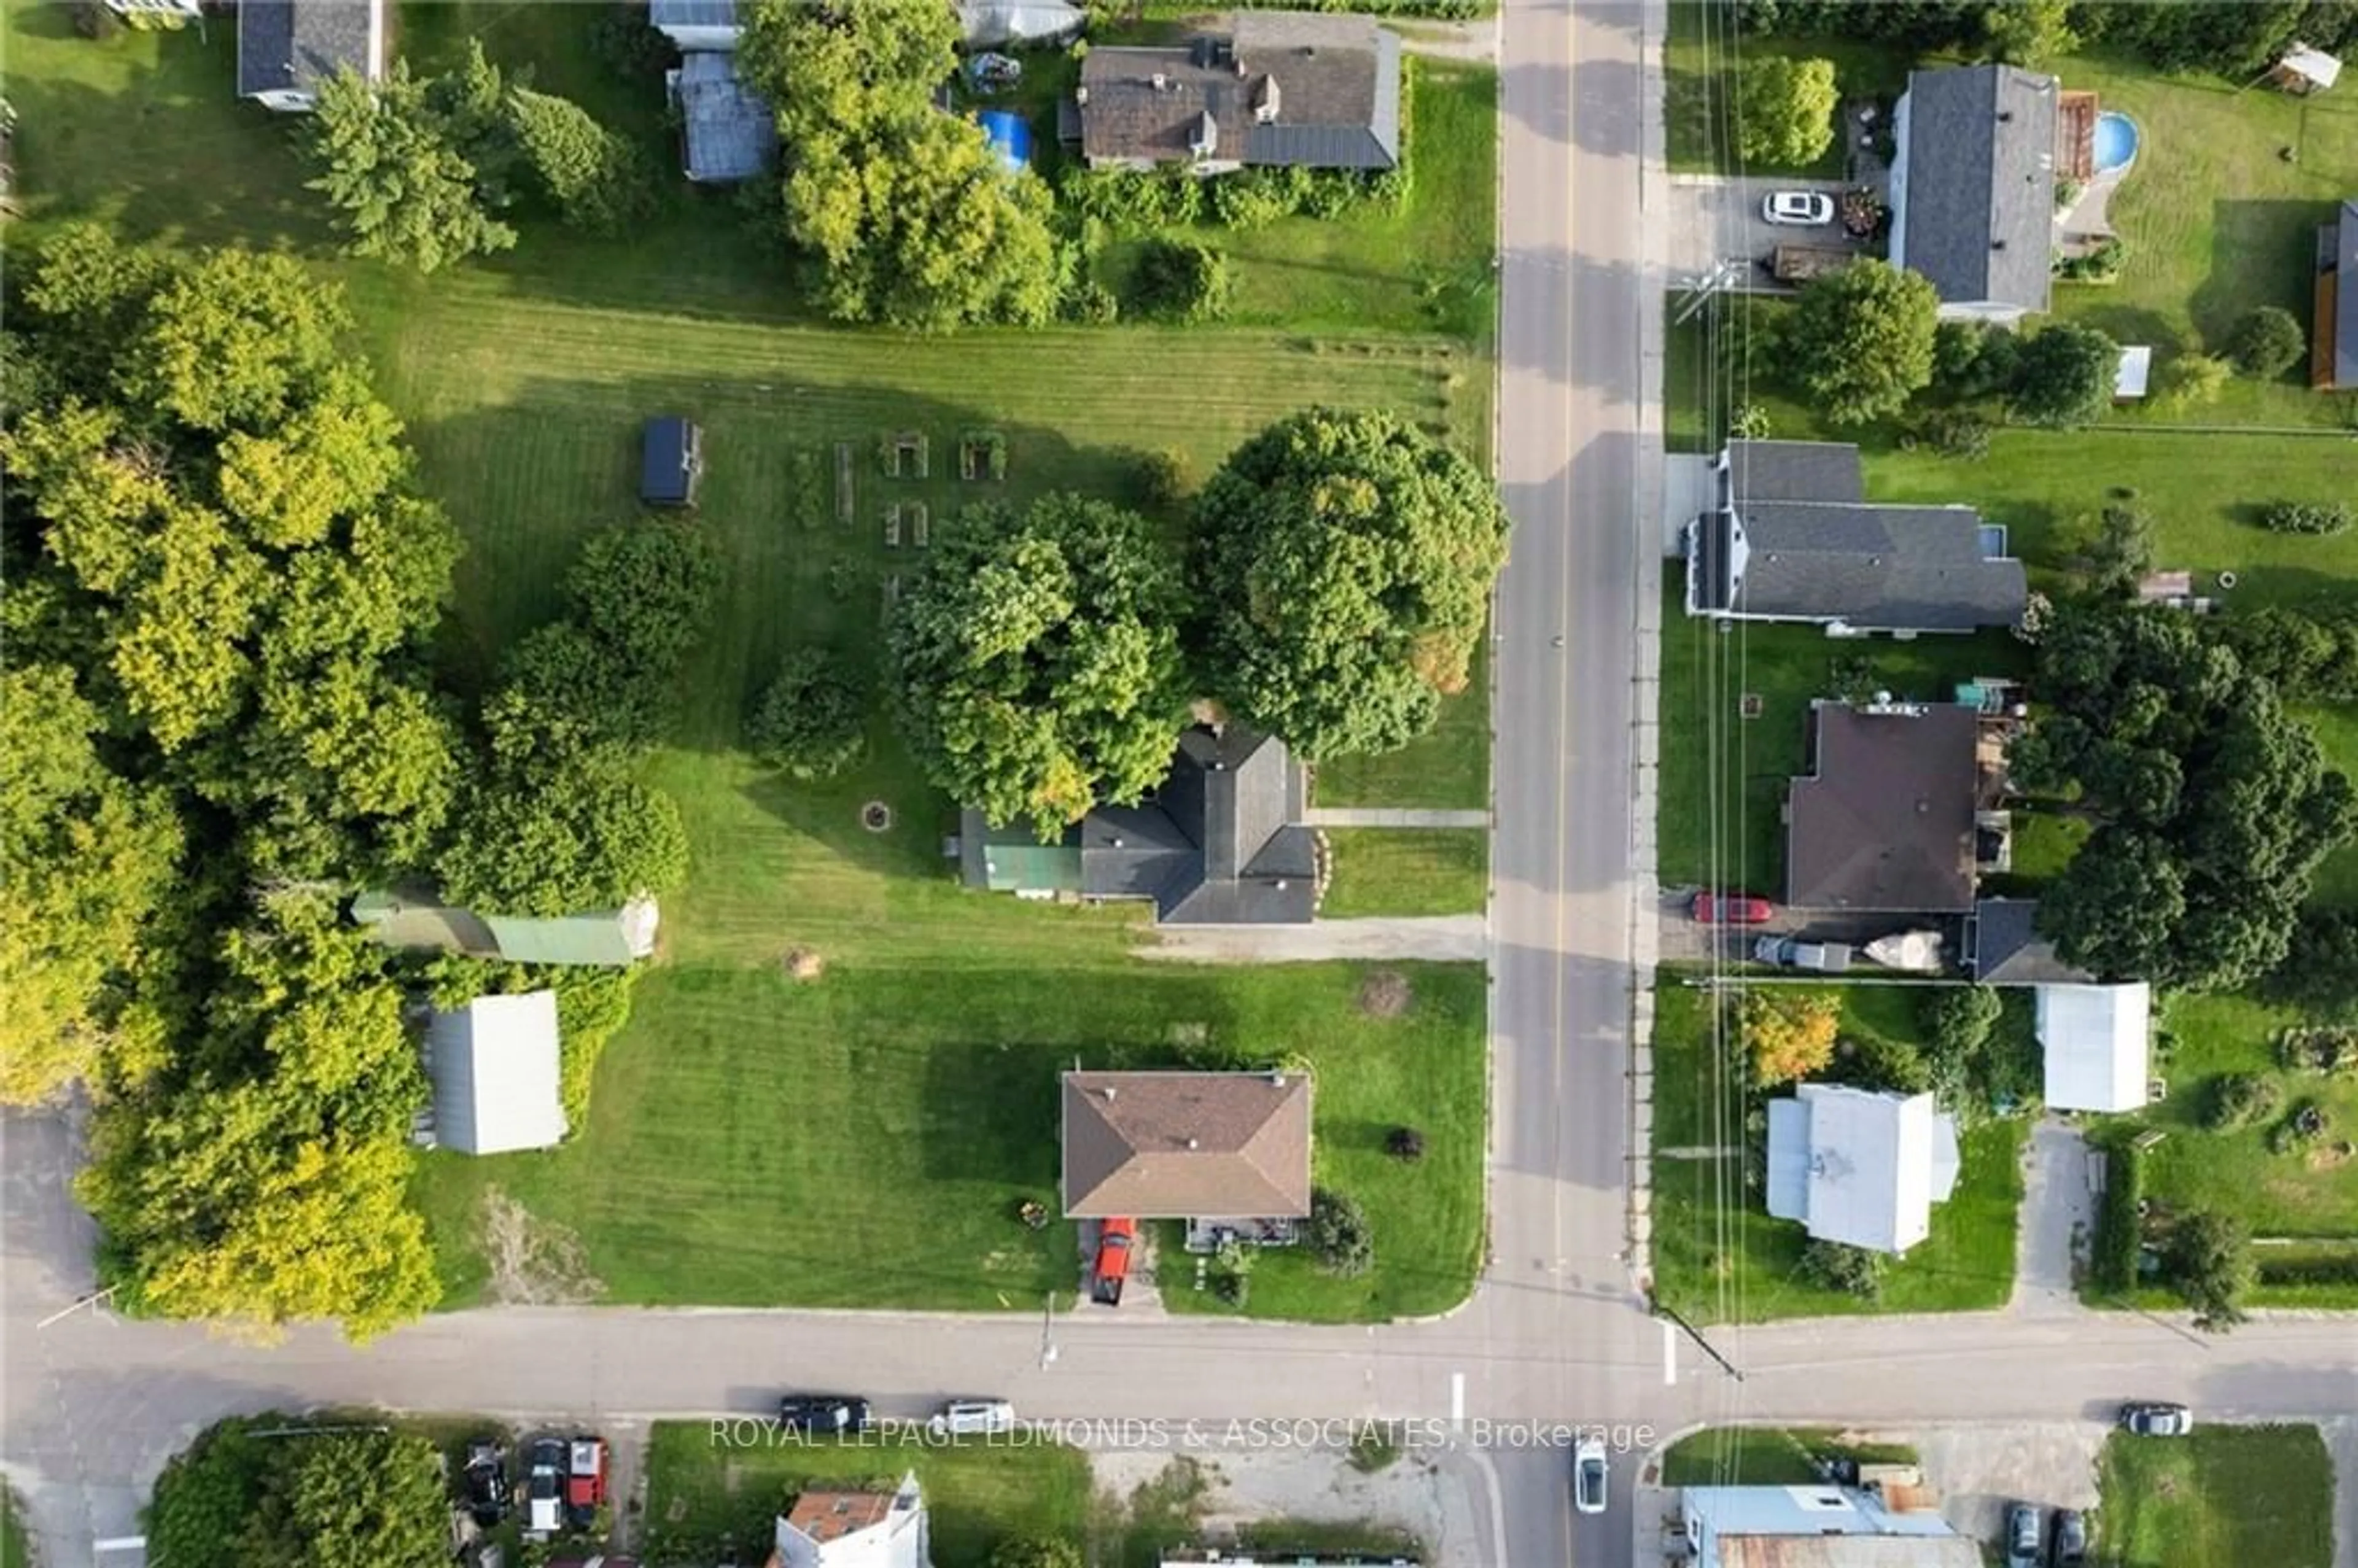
[1038,1292,1060,1368]
[1671,259,1745,326]
[1656,1303,1744,1382]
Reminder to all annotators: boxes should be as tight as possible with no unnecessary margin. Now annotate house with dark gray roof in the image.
[1787,701,1982,914]
[2315,199,2358,390]
[1078,11,1401,174]
[1888,63,2059,323]
[1682,441,2027,635]
[960,724,1318,924]
[673,50,776,183]
[237,0,386,112]
[1061,1070,1313,1219]
[1964,897,2093,985]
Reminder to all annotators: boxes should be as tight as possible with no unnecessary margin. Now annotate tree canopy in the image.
[2016,605,2355,991]
[0,664,182,1106]
[741,0,1062,327]
[750,647,870,780]
[2006,320,2118,428]
[150,1418,449,1568]
[306,58,518,273]
[893,494,1191,839]
[1734,56,1839,168]
[508,85,655,234]
[1781,260,1939,425]
[1192,409,1509,761]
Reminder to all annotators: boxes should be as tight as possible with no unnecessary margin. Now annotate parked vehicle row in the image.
[464,1433,607,1538]
[2006,1500,2088,1567]
[777,1392,1018,1437]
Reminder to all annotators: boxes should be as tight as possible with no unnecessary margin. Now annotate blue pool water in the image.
[2093,111,2140,174]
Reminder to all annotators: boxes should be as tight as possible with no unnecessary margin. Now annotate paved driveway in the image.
[1661,174,1865,282]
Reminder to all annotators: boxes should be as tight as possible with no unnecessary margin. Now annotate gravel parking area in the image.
[1092,1443,1481,1566]
[1662,176,1869,282]
[1915,1422,2106,1542]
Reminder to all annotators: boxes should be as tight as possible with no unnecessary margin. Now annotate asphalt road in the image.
[6,5,2356,1567]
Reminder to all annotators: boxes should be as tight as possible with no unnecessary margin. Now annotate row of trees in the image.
[148,1418,449,1568]
[2,227,698,1334]
[308,42,653,271]
[888,409,1511,840]
[1736,0,2357,76]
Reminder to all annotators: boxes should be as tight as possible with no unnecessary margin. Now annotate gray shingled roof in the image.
[237,0,380,99]
[677,49,776,183]
[650,0,736,31]
[1724,439,1866,505]
[1969,897,2093,985]
[1080,13,1399,171]
[957,726,1314,924]
[1061,1071,1313,1218]
[1787,702,1982,913]
[1895,64,2057,314]
[2323,200,2358,390]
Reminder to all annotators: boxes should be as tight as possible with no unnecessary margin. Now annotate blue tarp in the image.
[978,110,1032,175]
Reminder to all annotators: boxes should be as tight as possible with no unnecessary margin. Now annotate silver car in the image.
[2120,1401,2193,1436]
[2006,1502,2042,1568]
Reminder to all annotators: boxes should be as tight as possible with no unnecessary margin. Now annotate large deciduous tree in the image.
[306,60,518,273]
[1733,56,1839,168]
[740,0,1062,328]
[1192,409,1509,761]
[149,1419,449,1568]
[2019,606,2354,991]
[2006,320,2118,428]
[893,494,1190,839]
[1781,260,1939,425]
[0,666,182,1106]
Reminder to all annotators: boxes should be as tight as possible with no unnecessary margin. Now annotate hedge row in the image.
[2091,1138,2145,1295]
[2255,1253,2358,1287]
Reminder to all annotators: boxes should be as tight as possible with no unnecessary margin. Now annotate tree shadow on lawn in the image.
[2193,198,2338,353]
[2067,303,2182,355]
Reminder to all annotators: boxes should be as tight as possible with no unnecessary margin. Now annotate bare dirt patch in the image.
[481,1186,607,1305]
[1359,969,1413,1017]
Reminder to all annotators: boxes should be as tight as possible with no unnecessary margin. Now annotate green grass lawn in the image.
[1658,1426,1918,1488]
[1319,829,1488,917]
[2300,704,2358,907]
[0,1489,26,1568]
[2110,993,2358,1241]
[1310,653,1490,809]
[414,961,1487,1314]
[642,1421,1099,1568]
[1649,978,2028,1322]
[1655,580,2028,893]
[2049,54,2358,432]
[2094,1424,2333,1568]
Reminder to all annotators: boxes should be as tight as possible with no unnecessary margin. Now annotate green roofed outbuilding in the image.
[353,886,659,968]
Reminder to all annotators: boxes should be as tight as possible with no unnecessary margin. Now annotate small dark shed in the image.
[641,417,704,508]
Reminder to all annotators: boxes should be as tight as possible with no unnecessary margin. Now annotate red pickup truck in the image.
[1092,1218,1138,1306]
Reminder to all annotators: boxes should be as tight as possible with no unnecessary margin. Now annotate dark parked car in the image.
[778,1394,873,1435]
[640,416,704,508]
[2006,1503,2043,1568]
[461,1439,510,1526]
[2050,1508,2088,1567]
[2119,1402,2193,1436]
[525,1435,566,1535]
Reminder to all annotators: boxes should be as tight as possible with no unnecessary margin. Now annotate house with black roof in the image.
[1888,63,2059,324]
[1682,441,2028,635]
[1964,896,2093,985]
[1078,11,1401,174]
[2315,198,2358,390]
[960,724,1318,924]
[1786,701,1985,914]
[237,0,386,113]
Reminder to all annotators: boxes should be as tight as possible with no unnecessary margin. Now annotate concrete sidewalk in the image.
[1140,916,1485,963]
[1305,809,1490,828]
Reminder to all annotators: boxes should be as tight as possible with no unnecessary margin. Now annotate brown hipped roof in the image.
[785,1489,891,1543]
[1786,702,1981,912]
[1060,1071,1313,1218]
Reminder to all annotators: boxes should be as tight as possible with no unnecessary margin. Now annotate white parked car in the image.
[930,1399,1017,1437]
[1761,190,1836,226]
[1572,1435,1609,1515]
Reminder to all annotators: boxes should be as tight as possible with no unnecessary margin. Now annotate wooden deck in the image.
[2057,90,2097,183]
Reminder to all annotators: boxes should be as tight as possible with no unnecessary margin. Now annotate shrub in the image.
[1797,1239,1886,1300]
[747,648,868,780]
[2162,1208,2252,1331]
[1062,276,1119,324]
[2152,352,2230,410]
[1829,1031,1931,1095]
[2256,1252,2358,1288]
[2090,1136,2145,1294]
[1306,1187,1374,1278]
[1931,319,2020,401]
[1132,446,1194,509]
[1385,1125,1426,1163]
[1920,984,2003,1101]
[1730,403,1772,440]
[1918,408,1991,459]
[2267,1100,2330,1156]
[2204,1072,2282,1131]
[2229,306,2306,379]
[1208,169,1296,231]
[2053,236,2125,284]
[1129,239,1232,323]
[2259,500,2353,537]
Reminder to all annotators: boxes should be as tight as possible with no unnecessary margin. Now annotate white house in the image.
[425,991,568,1156]
[1765,1084,1961,1256]
[768,1472,930,1568]
[2035,982,2152,1113]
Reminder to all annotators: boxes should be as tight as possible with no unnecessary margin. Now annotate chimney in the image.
[1254,73,1281,124]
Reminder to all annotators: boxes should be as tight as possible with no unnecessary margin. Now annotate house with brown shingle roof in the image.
[1078,10,1401,174]
[1785,701,1983,914]
[766,1472,928,1568]
[1060,1071,1313,1219]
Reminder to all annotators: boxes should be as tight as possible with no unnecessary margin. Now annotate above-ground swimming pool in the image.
[2093,111,2140,174]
